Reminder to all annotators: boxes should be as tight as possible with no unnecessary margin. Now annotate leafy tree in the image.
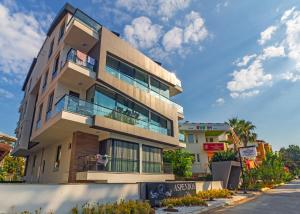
[226,117,257,147]
[0,154,25,181]
[163,149,194,178]
[279,145,300,176]
[210,150,237,162]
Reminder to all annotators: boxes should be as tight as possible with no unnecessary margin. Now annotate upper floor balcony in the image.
[59,48,96,89]
[105,60,183,117]
[55,95,171,136]
[64,9,101,53]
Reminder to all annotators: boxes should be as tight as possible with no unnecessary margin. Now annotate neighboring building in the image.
[179,122,230,176]
[12,3,184,183]
[0,133,16,162]
[248,140,272,163]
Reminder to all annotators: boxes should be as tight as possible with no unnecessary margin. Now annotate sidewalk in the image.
[155,192,260,214]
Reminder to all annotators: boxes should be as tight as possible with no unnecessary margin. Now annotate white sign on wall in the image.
[239,146,257,158]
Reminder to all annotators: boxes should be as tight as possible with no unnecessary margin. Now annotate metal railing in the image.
[66,9,101,33]
[54,95,170,136]
[65,48,96,72]
[77,154,172,174]
[106,65,184,114]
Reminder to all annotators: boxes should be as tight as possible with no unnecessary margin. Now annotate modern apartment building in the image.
[12,3,184,183]
[179,122,230,176]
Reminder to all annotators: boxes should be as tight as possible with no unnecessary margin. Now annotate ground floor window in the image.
[142,145,162,173]
[100,139,139,173]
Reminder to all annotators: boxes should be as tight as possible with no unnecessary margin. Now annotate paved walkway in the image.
[211,180,300,214]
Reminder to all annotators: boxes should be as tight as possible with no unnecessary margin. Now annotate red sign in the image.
[203,143,225,151]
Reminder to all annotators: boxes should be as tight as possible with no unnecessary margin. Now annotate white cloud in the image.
[280,71,300,82]
[183,11,208,43]
[262,45,285,59]
[0,3,45,78]
[285,10,300,68]
[281,7,296,22]
[230,90,260,99]
[0,88,14,99]
[161,11,208,53]
[235,54,257,67]
[227,59,272,96]
[215,97,225,105]
[258,25,277,45]
[124,16,162,49]
[116,0,191,21]
[162,27,183,51]
[216,1,229,13]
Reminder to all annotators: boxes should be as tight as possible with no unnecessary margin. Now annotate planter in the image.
[211,161,241,189]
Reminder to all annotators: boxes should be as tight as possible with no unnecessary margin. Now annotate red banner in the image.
[203,143,224,151]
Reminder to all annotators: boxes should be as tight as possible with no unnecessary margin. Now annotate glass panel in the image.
[188,134,194,143]
[160,82,170,98]
[142,145,162,173]
[135,69,148,91]
[94,86,116,110]
[150,77,160,94]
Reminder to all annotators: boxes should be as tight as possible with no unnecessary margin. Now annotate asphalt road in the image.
[212,180,300,214]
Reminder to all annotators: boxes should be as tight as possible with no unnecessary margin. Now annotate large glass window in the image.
[188,134,194,143]
[94,86,116,110]
[142,145,162,173]
[46,92,54,121]
[101,139,139,173]
[52,55,60,79]
[106,55,170,98]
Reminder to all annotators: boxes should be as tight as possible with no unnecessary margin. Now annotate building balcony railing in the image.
[66,9,101,33]
[65,48,97,72]
[54,95,170,136]
[77,154,173,174]
[106,65,183,115]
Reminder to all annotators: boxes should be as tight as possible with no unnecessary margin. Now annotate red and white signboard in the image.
[203,143,225,151]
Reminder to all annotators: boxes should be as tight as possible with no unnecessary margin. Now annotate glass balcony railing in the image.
[106,65,184,115]
[66,9,101,33]
[179,133,185,142]
[54,95,170,136]
[65,48,97,72]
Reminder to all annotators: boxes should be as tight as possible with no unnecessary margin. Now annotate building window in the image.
[52,55,60,79]
[58,22,65,41]
[46,92,54,121]
[209,138,214,142]
[106,55,170,98]
[188,134,194,143]
[42,160,46,173]
[54,145,62,170]
[100,139,139,172]
[87,85,173,136]
[197,154,200,162]
[48,40,54,58]
[36,103,43,129]
[142,145,162,173]
[42,71,48,92]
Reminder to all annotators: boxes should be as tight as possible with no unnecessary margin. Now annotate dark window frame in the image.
[54,145,62,170]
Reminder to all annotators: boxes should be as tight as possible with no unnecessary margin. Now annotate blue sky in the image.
[0,0,300,150]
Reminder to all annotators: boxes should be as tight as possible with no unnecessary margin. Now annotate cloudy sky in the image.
[0,0,300,150]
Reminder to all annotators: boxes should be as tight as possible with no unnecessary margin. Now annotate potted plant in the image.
[210,150,241,189]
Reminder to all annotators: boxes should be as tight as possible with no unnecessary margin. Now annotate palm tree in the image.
[226,117,257,147]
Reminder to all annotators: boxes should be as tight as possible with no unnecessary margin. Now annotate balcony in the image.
[64,10,101,52]
[75,154,174,183]
[55,95,170,136]
[106,65,184,116]
[59,48,96,89]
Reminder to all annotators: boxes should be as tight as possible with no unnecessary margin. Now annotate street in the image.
[212,180,300,214]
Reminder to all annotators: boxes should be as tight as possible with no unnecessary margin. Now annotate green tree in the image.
[279,145,300,176]
[163,149,194,178]
[0,154,25,181]
[226,117,257,147]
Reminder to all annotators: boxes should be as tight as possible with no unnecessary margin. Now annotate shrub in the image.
[74,200,154,214]
[211,150,237,163]
[197,189,234,200]
[161,195,207,207]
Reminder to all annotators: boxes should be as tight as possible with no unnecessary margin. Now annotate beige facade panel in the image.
[93,115,180,147]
